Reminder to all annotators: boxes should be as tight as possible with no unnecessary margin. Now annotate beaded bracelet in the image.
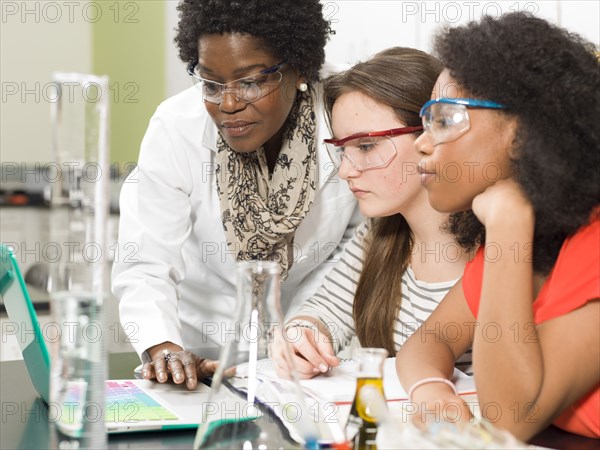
[283,319,321,336]
[407,377,458,402]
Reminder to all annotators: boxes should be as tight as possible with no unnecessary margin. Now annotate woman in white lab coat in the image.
[112,0,360,390]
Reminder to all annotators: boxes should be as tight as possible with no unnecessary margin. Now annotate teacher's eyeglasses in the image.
[187,61,286,105]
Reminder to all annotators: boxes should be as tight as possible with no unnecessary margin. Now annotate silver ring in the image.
[163,350,173,363]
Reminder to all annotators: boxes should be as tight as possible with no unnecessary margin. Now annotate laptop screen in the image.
[0,244,51,402]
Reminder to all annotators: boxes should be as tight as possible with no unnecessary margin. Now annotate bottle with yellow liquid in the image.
[346,348,388,450]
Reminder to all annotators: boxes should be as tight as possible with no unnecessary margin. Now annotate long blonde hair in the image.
[323,47,443,354]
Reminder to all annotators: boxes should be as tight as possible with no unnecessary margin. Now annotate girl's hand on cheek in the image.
[472,179,534,228]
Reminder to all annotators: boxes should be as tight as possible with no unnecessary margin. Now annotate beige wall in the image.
[1,2,92,164]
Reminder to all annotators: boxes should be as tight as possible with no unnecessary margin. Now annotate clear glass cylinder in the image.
[49,73,109,209]
[48,73,109,449]
[194,261,317,449]
[50,263,107,446]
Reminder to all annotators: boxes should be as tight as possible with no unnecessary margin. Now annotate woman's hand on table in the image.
[142,342,218,390]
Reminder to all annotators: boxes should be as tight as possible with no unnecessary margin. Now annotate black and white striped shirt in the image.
[296,221,473,374]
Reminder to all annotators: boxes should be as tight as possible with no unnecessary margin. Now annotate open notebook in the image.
[0,244,249,436]
[273,358,475,404]
[230,357,476,444]
[238,357,476,404]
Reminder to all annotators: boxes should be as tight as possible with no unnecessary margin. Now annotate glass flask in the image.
[48,73,110,449]
[346,348,389,450]
[194,261,319,449]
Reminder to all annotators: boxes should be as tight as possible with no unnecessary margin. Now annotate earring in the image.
[297,82,308,92]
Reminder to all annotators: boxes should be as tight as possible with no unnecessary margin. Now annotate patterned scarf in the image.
[215,88,317,280]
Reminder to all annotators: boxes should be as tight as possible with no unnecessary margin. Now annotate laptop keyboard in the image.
[105,381,178,423]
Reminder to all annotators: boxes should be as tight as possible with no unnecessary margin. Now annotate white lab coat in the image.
[112,84,361,356]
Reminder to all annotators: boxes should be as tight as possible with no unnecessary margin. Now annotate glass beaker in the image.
[347,348,389,450]
[194,261,317,449]
[49,261,107,447]
[47,72,110,449]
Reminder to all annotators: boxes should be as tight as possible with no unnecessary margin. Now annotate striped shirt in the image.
[295,221,473,374]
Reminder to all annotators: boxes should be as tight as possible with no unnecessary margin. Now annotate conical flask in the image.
[194,261,318,449]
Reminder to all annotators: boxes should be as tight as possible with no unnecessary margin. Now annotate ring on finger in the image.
[162,350,173,364]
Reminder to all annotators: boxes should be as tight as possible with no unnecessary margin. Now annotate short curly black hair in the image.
[436,12,600,274]
[174,0,332,82]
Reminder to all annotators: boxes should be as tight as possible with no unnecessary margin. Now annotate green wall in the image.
[92,1,166,170]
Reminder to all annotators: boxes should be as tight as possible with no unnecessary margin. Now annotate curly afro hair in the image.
[436,12,600,274]
[174,0,332,82]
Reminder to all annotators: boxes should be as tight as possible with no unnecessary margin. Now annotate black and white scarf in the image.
[215,88,318,280]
